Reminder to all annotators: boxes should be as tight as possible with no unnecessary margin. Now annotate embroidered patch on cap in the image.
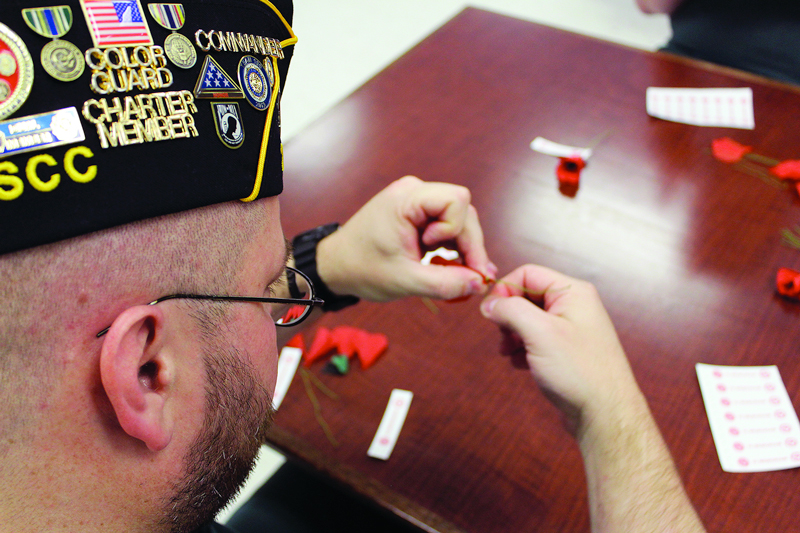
[0,0,297,255]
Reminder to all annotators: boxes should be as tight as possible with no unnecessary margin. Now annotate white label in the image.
[272,346,302,410]
[646,87,755,129]
[696,363,800,472]
[367,389,413,460]
[530,136,592,160]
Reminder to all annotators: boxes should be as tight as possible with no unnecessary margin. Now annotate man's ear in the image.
[99,304,174,452]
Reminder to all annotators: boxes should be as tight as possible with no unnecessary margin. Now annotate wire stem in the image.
[300,369,338,446]
[745,152,780,167]
[421,296,440,314]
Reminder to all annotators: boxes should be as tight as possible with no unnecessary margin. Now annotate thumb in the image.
[405,262,486,300]
[480,294,548,339]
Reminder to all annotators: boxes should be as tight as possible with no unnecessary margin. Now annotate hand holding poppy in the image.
[316,176,497,302]
[479,264,707,533]
[479,264,643,435]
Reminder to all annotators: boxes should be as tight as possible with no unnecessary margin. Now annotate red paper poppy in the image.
[302,325,390,370]
[428,254,492,301]
[304,327,335,366]
[776,268,800,300]
[355,330,389,369]
[285,333,306,352]
[330,325,363,358]
[770,160,800,180]
[429,255,459,267]
[711,137,752,163]
[556,157,585,186]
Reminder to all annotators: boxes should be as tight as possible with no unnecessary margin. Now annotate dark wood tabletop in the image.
[268,8,800,533]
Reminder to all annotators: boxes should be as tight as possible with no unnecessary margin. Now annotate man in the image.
[0,1,703,532]
[637,0,800,85]
[0,3,493,531]
[0,173,491,533]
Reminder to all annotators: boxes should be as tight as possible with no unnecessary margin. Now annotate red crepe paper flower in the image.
[429,255,461,267]
[428,254,493,303]
[711,137,752,163]
[304,327,335,366]
[770,160,800,180]
[303,325,390,370]
[330,325,362,358]
[285,333,306,352]
[355,330,389,370]
[556,156,585,186]
[776,268,800,300]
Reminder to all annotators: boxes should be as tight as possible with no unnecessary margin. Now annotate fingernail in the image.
[487,262,499,278]
[481,298,497,317]
[468,278,482,294]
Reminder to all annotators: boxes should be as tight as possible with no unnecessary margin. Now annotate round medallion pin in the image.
[40,40,84,81]
[238,55,271,111]
[163,32,196,69]
[0,23,34,120]
[148,3,196,69]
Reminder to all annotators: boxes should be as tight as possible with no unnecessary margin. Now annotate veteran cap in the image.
[0,0,295,255]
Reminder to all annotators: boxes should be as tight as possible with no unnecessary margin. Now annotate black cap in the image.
[0,0,295,254]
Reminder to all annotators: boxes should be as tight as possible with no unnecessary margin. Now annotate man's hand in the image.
[316,176,496,302]
[480,264,706,533]
[479,264,641,435]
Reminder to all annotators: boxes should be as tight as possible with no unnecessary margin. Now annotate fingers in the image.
[400,261,488,300]
[400,177,496,280]
[478,263,643,437]
[454,205,497,280]
[320,175,496,302]
[480,293,551,342]
[484,264,580,314]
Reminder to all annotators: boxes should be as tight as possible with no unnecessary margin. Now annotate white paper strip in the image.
[367,389,413,460]
[646,87,755,129]
[530,137,592,160]
[272,346,302,410]
[421,247,459,266]
[696,363,800,472]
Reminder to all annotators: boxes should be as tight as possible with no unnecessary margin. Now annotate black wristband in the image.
[292,223,360,312]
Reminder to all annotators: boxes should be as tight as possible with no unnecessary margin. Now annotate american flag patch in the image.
[80,0,153,48]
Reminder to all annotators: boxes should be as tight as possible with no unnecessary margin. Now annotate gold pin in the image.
[0,23,34,120]
[148,3,196,69]
[22,5,84,82]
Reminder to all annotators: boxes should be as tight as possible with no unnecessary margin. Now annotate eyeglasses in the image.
[96,266,324,337]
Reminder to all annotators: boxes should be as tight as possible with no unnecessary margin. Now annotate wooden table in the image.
[268,8,800,533]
